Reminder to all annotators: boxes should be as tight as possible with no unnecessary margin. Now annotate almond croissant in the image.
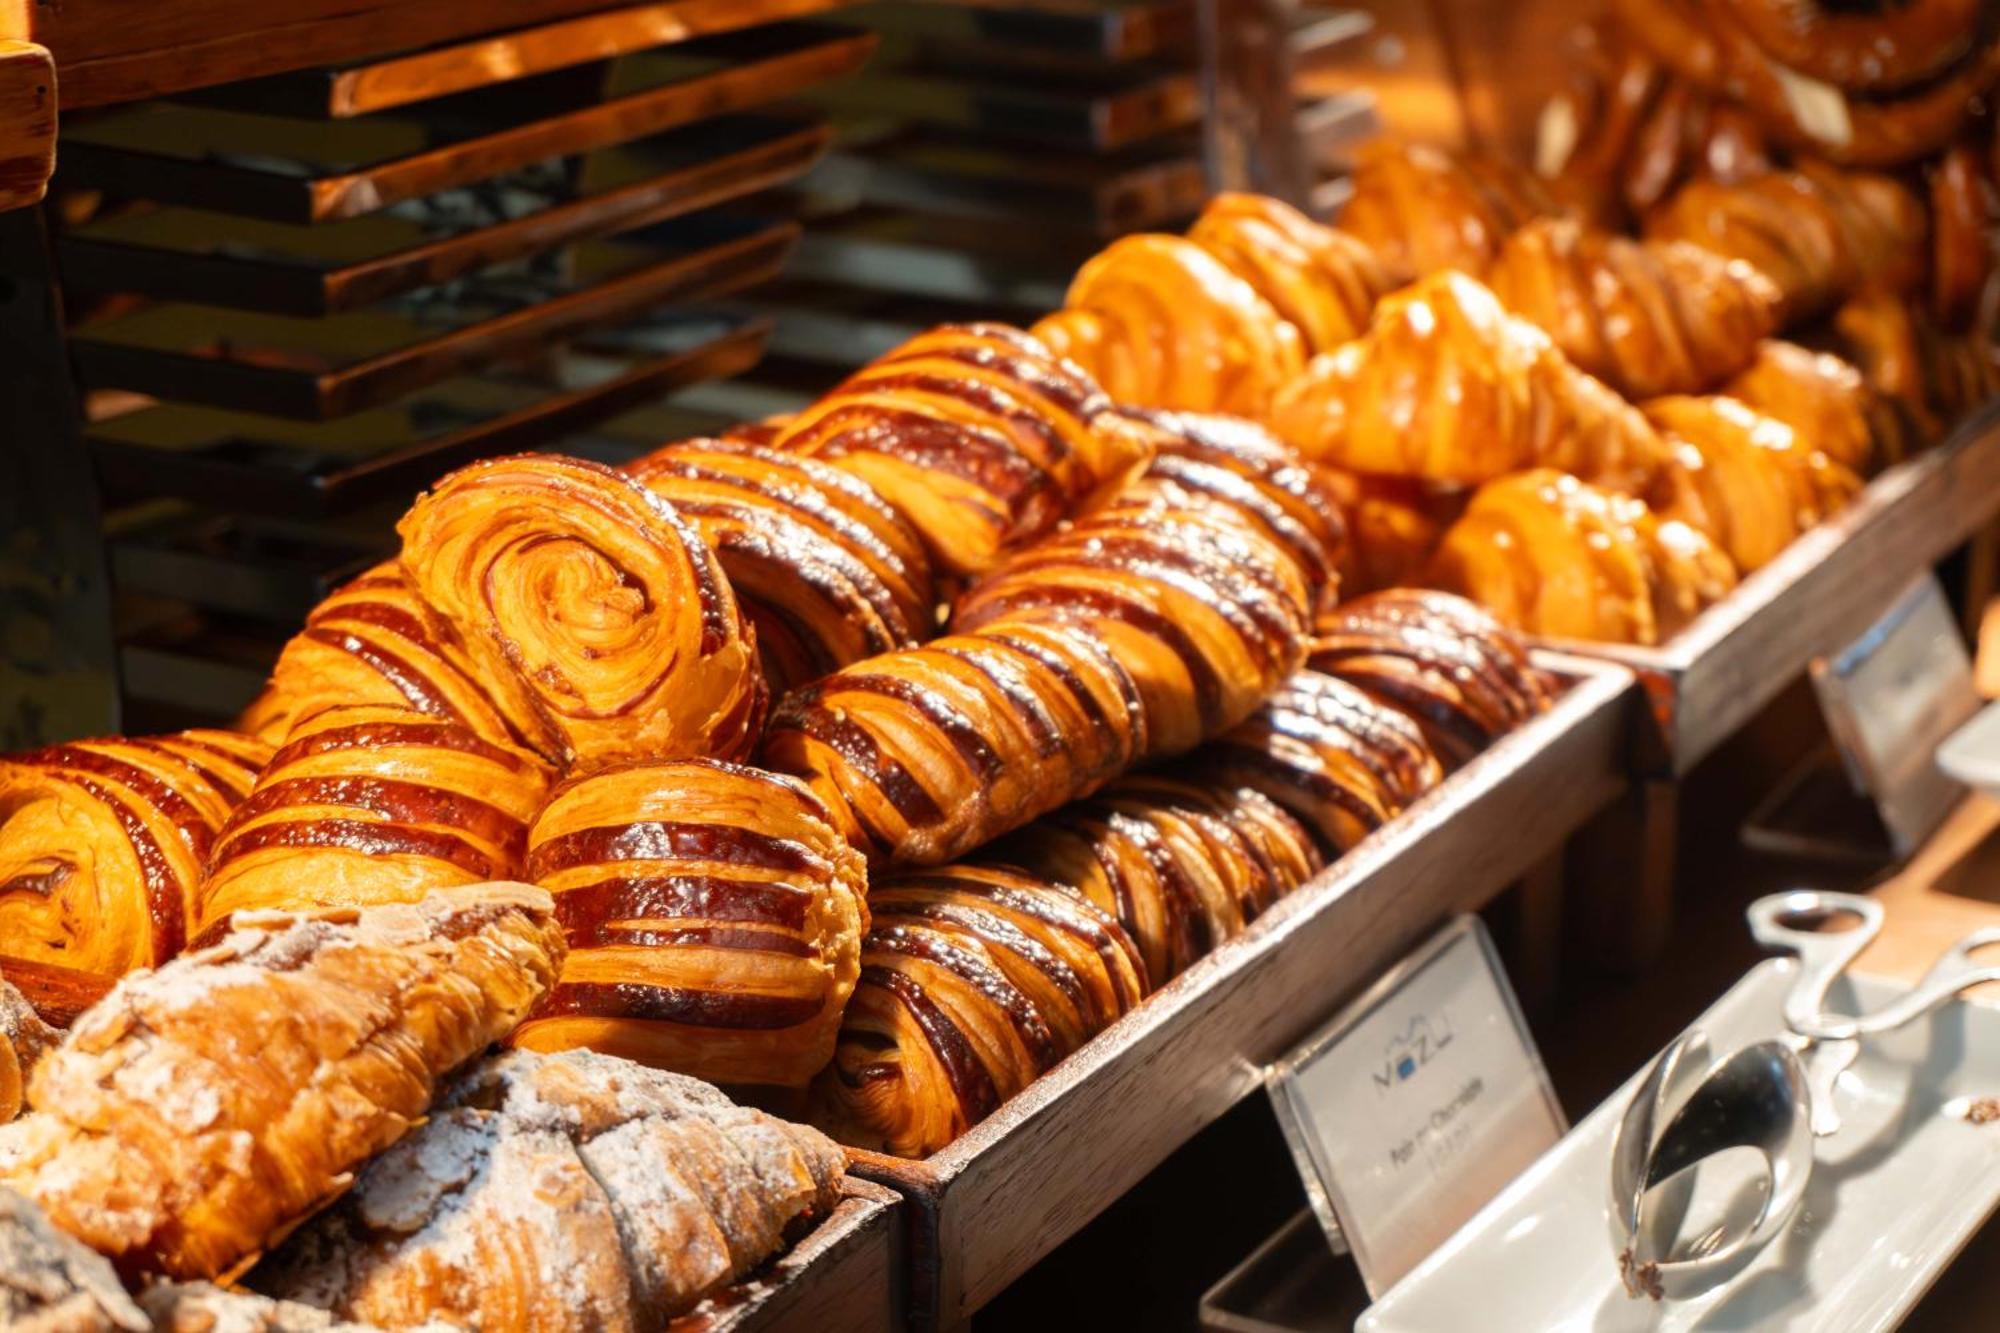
[511,759,868,1090]
[0,985,54,1126]
[0,885,565,1281]
[0,730,271,973]
[397,454,766,769]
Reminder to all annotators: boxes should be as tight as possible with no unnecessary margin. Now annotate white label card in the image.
[1266,917,1565,1298]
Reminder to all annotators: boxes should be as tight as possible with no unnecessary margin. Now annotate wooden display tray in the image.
[670,1178,904,1332]
[88,313,772,516]
[1550,401,2000,775]
[57,117,830,317]
[846,656,1637,1328]
[107,510,385,623]
[70,221,793,419]
[844,0,1194,62]
[786,209,1076,312]
[55,25,875,224]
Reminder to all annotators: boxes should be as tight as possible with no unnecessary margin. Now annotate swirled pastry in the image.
[1486,217,1781,399]
[626,440,936,694]
[772,323,1149,579]
[1341,139,1559,282]
[809,863,1145,1157]
[0,985,54,1126]
[240,564,518,750]
[1646,394,1861,572]
[1645,163,1927,319]
[0,730,271,973]
[0,885,564,1280]
[1186,192,1394,354]
[761,620,1146,867]
[1204,671,1444,853]
[1030,235,1305,418]
[249,1049,843,1331]
[1307,590,1557,767]
[1722,339,1892,472]
[1710,0,1981,93]
[1426,470,1737,648]
[195,705,552,933]
[951,477,1315,757]
[1270,271,1671,493]
[397,454,765,769]
[511,760,868,1090]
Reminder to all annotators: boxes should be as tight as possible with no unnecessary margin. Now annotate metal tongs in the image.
[1610,890,2000,1301]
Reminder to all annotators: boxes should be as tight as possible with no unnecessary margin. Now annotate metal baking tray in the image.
[671,1177,904,1333]
[846,656,1637,1328]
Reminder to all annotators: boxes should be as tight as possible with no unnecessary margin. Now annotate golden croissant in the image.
[0,885,565,1280]
[0,730,270,973]
[1722,339,1897,474]
[239,562,519,751]
[397,453,766,769]
[1339,138,1559,283]
[1185,192,1394,354]
[1270,271,1671,494]
[1427,469,1737,646]
[771,323,1150,579]
[1485,216,1782,400]
[511,759,868,1090]
[249,1049,844,1331]
[1030,235,1305,418]
[1319,469,1467,595]
[1646,394,1862,573]
[626,439,936,695]
[195,704,552,934]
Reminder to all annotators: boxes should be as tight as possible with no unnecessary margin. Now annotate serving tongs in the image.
[1610,890,2000,1301]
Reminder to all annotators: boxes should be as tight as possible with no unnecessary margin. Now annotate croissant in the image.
[240,563,518,750]
[1426,470,1738,647]
[250,1049,843,1331]
[1833,290,1998,431]
[2,1186,149,1332]
[760,619,1145,867]
[771,323,1150,579]
[397,454,765,769]
[0,885,564,1280]
[1340,138,1559,283]
[626,439,936,695]
[1644,163,1928,320]
[1185,192,1395,354]
[809,863,1146,1158]
[1270,271,1671,494]
[0,984,54,1126]
[0,730,271,973]
[950,469,1316,758]
[195,705,552,934]
[1929,141,1996,331]
[1721,339,1893,473]
[1319,469,1466,595]
[1030,236,1305,418]
[510,759,868,1090]
[1308,590,1555,769]
[1646,394,1862,572]
[1204,670,1444,853]
[987,777,1322,986]
[142,1282,424,1332]
[1485,217,1782,399]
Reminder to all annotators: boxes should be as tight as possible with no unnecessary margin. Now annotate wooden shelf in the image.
[848,658,1636,1327]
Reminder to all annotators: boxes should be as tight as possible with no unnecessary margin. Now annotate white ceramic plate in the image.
[1937,699,2000,803]
[1358,961,2000,1332]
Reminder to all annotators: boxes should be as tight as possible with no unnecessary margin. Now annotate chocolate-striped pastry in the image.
[0,730,271,972]
[195,705,552,933]
[397,453,766,769]
[1187,192,1394,354]
[1309,589,1556,764]
[240,563,519,750]
[1204,671,1444,853]
[951,470,1318,758]
[1339,138,1560,283]
[511,760,868,1090]
[627,440,936,694]
[760,620,1147,867]
[809,863,1145,1157]
[771,323,1152,579]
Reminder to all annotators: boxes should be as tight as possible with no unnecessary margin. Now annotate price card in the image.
[1812,574,1979,855]
[1266,917,1564,1297]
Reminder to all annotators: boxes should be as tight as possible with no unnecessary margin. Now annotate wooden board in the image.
[847,658,1637,1327]
[1853,793,2000,1003]
[670,1178,903,1332]
[847,0,1193,62]
[0,39,53,209]
[811,57,1201,151]
[57,117,830,316]
[1549,402,2000,776]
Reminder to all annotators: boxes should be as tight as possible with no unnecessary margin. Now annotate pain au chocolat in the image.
[397,453,765,770]
[0,730,270,973]
[511,760,868,1091]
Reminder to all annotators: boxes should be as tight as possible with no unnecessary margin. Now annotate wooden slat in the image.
[811,59,1201,150]
[669,1179,903,1332]
[848,661,1637,1326]
[849,0,1193,62]
[57,27,876,223]
[0,39,54,209]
